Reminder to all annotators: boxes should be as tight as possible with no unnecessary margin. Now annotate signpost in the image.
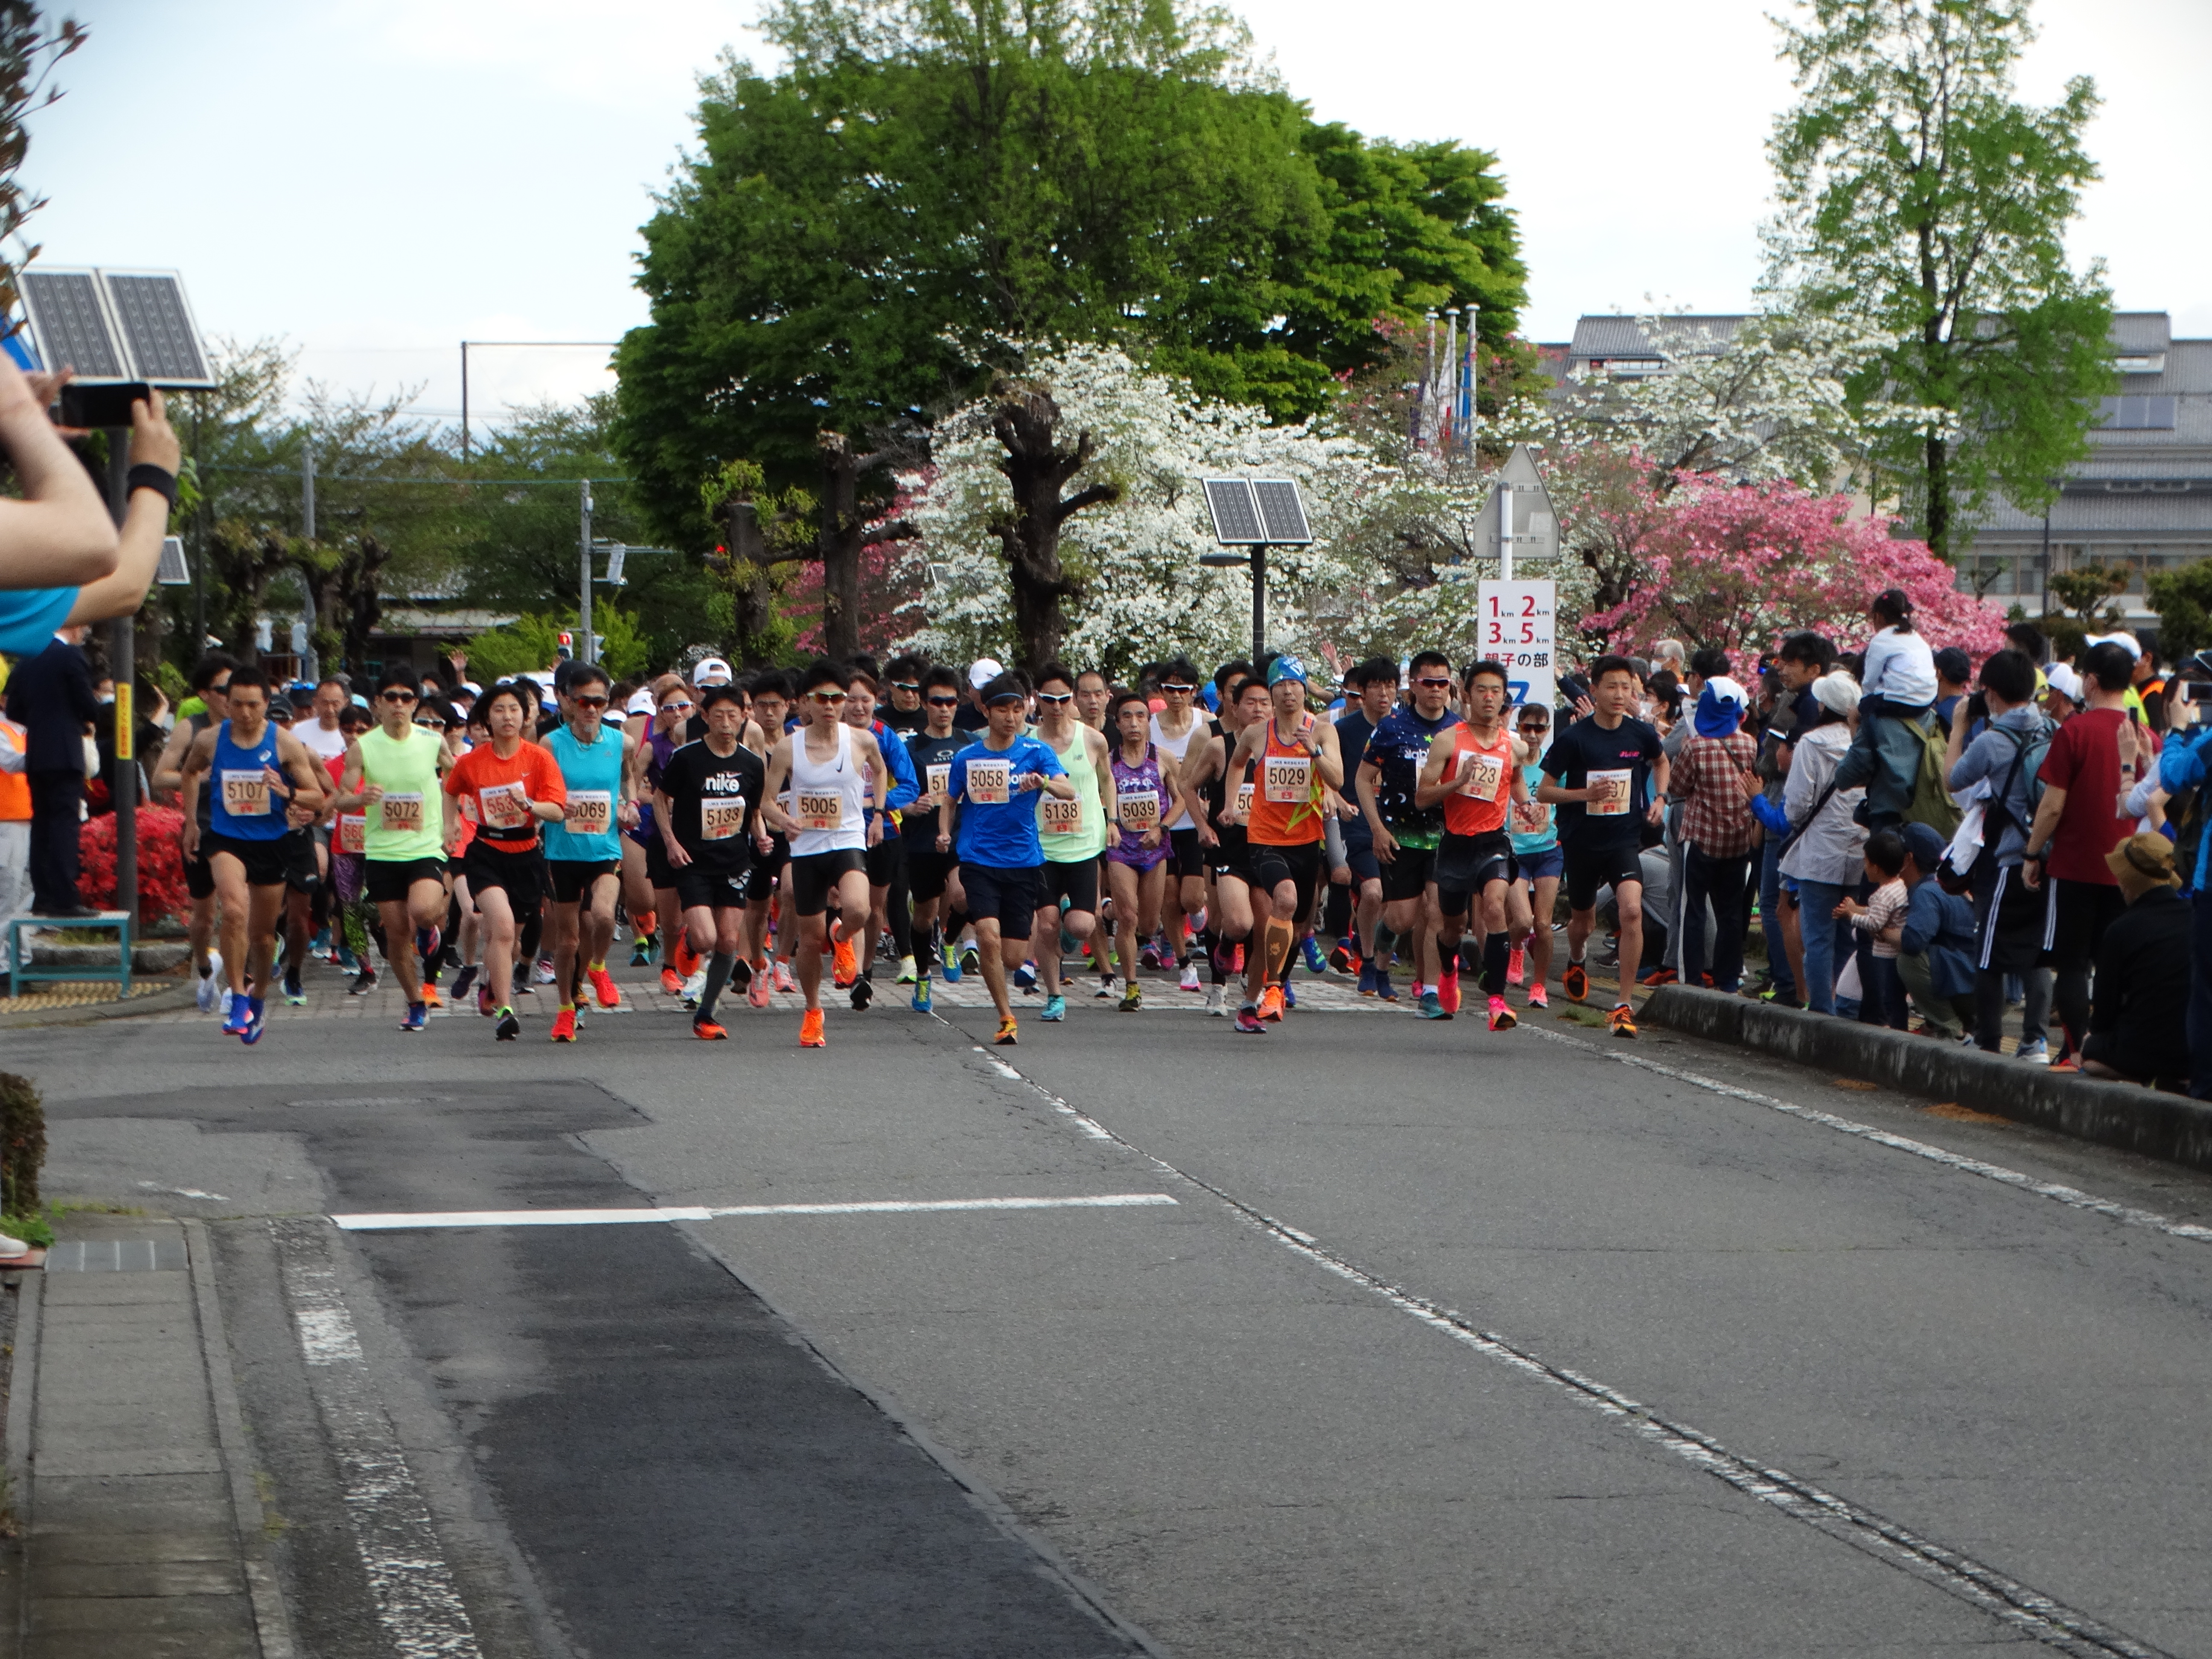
[1473,445,1563,709]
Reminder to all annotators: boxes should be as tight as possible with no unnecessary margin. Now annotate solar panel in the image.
[1202,478,1264,544]
[1252,479,1312,544]
[102,273,213,385]
[156,535,190,586]
[21,269,126,378]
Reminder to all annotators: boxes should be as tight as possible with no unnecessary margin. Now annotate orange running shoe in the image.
[692,1016,728,1040]
[1259,984,1285,1022]
[1563,961,1589,1003]
[1487,994,1517,1032]
[800,1007,826,1047]
[588,966,622,1008]
[550,1007,577,1042]
[1609,1001,1637,1039]
[661,966,684,997]
[672,936,700,978]
[420,982,444,1009]
[994,1014,1018,1046]
[832,933,859,988]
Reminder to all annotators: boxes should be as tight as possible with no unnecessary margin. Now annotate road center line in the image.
[955,1023,2171,1657]
[331,1194,1178,1231]
[1527,1025,2212,1245]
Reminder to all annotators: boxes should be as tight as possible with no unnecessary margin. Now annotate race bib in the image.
[1510,797,1549,835]
[566,790,611,834]
[966,759,1011,805]
[221,768,270,817]
[1457,749,1505,802]
[379,791,425,833]
[926,762,951,799]
[1234,780,1255,818]
[479,781,530,830]
[1587,768,1632,817]
[1118,785,1161,830]
[1039,795,1084,837]
[701,796,747,841]
[339,813,366,854]
[1263,754,1311,804]
[794,790,844,831]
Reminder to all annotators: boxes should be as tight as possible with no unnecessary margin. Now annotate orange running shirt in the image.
[1246,717,1324,847]
[444,741,567,850]
[1441,724,1516,837]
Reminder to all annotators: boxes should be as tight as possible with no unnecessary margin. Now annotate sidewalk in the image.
[1,1214,291,1659]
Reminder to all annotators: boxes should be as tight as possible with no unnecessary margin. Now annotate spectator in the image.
[2022,642,2148,1067]
[0,360,119,599]
[1946,648,2058,1061]
[1771,670,1866,1015]
[1836,828,1910,1029]
[1895,821,1978,1039]
[1933,647,1972,728]
[0,705,26,974]
[1672,672,1756,992]
[2042,662,2084,723]
[3,621,99,916]
[2155,655,2212,1097]
[1749,632,1836,1006]
[2080,833,2191,1090]
[1832,588,1938,831]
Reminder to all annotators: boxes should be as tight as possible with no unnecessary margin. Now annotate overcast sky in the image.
[24,0,2209,428]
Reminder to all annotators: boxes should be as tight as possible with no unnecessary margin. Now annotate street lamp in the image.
[1200,478,1313,665]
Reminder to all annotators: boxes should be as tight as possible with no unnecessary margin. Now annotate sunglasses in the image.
[926,695,960,707]
[1161,683,1197,694]
[661,698,694,710]
[1036,691,1074,705]
[381,690,417,703]
[891,681,921,693]
[810,690,849,705]
[1415,677,1453,690]
[573,695,610,709]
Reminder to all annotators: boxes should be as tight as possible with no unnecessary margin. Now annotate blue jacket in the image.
[2157,724,2212,892]
[869,718,920,816]
[1900,878,1977,1000]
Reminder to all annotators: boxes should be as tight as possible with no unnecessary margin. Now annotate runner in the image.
[741,669,799,1005]
[333,664,454,1032]
[617,686,667,970]
[1176,671,1266,1018]
[175,666,328,1044]
[1029,662,1113,1021]
[442,679,567,1040]
[1538,654,1668,1038]
[151,651,236,1011]
[844,665,920,988]
[1356,652,1458,1002]
[265,693,328,1006]
[538,661,643,1041]
[1075,668,1113,732]
[1508,699,1560,1010]
[326,701,377,990]
[760,659,891,1047]
[935,671,1074,1045]
[1328,658,1394,980]
[900,665,968,1014]
[1149,657,1209,993]
[1225,656,1344,1031]
[654,682,768,1039]
[881,654,928,734]
[294,676,351,765]
[639,676,697,992]
[1415,660,1534,1029]
[1104,690,1190,1011]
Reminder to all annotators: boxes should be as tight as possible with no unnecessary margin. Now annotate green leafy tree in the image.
[2046,563,2125,630]
[0,3,83,326]
[462,607,651,685]
[1767,0,2113,560]
[2147,562,2212,663]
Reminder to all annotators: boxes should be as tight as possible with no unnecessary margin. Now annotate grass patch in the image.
[0,1214,52,1248]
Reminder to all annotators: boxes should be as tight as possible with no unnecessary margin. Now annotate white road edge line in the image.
[1528,1025,2212,1245]
[273,1217,485,1659]
[331,1194,1177,1231]
[957,1024,2173,1659]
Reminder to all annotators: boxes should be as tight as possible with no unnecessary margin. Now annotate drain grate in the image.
[47,1237,188,1272]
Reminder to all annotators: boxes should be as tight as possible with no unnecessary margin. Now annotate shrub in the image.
[0,1073,45,1218]
[76,804,189,927]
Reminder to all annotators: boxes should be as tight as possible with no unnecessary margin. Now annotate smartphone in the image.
[58,381,151,429]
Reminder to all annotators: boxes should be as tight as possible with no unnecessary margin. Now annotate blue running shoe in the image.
[911,978,933,1013]
[1302,935,1327,974]
[1417,990,1449,1020]
[401,1000,428,1033]
[941,941,963,983]
[241,996,267,1045]
[221,994,250,1037]
[1013,959,1038,991]
[1040,993,1066,1022]
[1375,971,1398,1003]
[1283,981,1297,1008]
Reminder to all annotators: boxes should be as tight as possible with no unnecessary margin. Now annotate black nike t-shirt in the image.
[658,739,764,874]
[902,730,966,842]
[1539,715,1662,852]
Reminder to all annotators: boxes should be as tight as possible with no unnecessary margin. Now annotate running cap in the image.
[1692,677,1747,738]
[969,657,1005,690]
[1266,654,1310,688]
[626,689,656,716]
[694,656,734,685]
[2085,632,2142,661]
[2044,662,2085,703]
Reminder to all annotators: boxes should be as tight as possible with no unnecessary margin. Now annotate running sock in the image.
[944,907,969,945]
[1210,937,1234,984]
[699,952,735,1021]
[1481,931,1510,994]
[589,958,606,974]
[1371,924,1396,966]
[1262,918,1295,985]
[637,911,657,938]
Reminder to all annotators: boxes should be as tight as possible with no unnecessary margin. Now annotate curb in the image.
[1,1264,39,1659]
[0,979,196,1030]
[1642,984,2212,1172]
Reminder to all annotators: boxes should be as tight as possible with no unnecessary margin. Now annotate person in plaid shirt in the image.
[1671,673,1759,991]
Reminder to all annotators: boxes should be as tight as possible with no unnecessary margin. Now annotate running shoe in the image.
[197,957,224,1013]
[534,957,557,985]
[681,968,707,1007]
[1282,981,1297,1008]
[1506,945,1525,988]
[1205,985,1225,1016]
[1233,944,1246,974]
[401,1000,428,1033]
[940,940,963,981]
[477,982,497,1018]
[960,943,981,977]
[421,982,444,1010]
[1636,965,1677,988]
[773,960,797,994]
[1119,982,1142,1012]
[1259,984,1285,1022]
[1356,961,1378,997]
[241,996,266,1045]
[2016,1037,2050,1065]
[832,934,858,987]
[1094,977,1115,999]
[1301,935,1327,975]
[1013,959,1038,991]
[1417,990,1449,1020]
[994,1014,1018,1046]
[1487,994,1517,1033]
[1178,960,1200,992]
[850,974,873,1011]
[588,966,621,1009]
[1563,961,1589,1003]
[335,946,358,972]
[549,1007,577,1042]
[349,967,378,996]
[450,964,479,1004]
[1374,971,1397,1003]
[895,954,919,985]
[1233,1003,1266,1033]
[415,924,441,965]
[630,936,654,967]
[1041,993,1066,1022]
[693,1016,728,1041]
[221,995,250,1037]
[750,966,774,1009]
[911,978,934,1013]
[1438,963,1461,1016]
[310,928,331,957]
[1140,938,1163,970]
[660,965,684,996]
[1609,1002,1638,1040]
[495,1007,521,1041]
[283,969,306,1007]
[1327,940,1357,975]
[1526,984,1549,1011]
[572,1002,587,1031]
[800,1008,826,1047]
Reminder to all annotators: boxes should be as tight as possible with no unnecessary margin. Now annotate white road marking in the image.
[960,1027,2171,1658]
[273,1218,483,1659]
[138,1180,230,1201]
[1529,1026,2212,1246]
[332,1194,1176,1231]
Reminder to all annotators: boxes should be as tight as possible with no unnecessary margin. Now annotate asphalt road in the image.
[17,962,2212,1657]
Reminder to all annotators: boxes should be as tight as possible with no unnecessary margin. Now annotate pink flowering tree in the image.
[1578,472,2004,665]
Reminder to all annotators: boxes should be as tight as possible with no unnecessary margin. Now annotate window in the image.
[2096,396,2177,431]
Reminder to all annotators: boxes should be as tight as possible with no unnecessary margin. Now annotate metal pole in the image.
[579,479,594,665]
[1464,304,1479,458]
[1498,479,1513,583]
[460,342,469,463]
[1251,546,1267,666]
[190,393,205,651]
[2040,499,2053,616]
[302,434,315,540]
[105,431,137,925]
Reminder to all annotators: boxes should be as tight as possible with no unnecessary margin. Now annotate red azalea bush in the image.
[77,804,189,928]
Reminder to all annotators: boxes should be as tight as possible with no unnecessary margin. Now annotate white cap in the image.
[457,681,481,697]
[2086,632,2142,661]
[2044,662,2085,703]
[627,689,656,716]
[969,657,1004,690]
[694,656,734,685]
[1811,670,1862,717]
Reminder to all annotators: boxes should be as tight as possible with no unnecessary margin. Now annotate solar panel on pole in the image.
[1202,478,1264,544]
[100,272,215,386]
[156,535,190,586]
[18,267,216,387]
[1251,480,1312,544]
[20,269,127,379]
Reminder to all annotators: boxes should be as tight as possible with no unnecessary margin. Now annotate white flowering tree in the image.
[902,342,1384,679]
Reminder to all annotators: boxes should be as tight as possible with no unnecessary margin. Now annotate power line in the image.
[201,466,634,486]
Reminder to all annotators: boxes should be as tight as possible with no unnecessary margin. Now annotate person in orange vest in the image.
[0,709,29,978]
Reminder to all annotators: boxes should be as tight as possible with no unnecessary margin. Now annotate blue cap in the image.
[1266,654,1308,688]
[1900,821,1949,872]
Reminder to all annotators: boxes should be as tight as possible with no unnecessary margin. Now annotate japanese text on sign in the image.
[1476,579,1557,713]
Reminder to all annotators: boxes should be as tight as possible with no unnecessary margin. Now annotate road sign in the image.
[1477,578,1557,712]
[1478,444,1558,579]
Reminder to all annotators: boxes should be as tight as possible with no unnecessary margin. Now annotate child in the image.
[1835,829,1909,1030]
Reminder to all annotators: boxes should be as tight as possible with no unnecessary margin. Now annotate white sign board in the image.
[1477,579,1557,713]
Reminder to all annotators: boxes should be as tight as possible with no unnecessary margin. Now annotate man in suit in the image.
[5,623,99,916]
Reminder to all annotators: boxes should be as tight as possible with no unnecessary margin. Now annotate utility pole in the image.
[579,478,595,665]
[190,392,206,651]
[104,431,136,924]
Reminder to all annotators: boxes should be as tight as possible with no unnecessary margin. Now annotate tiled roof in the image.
[1564,314,1746,363]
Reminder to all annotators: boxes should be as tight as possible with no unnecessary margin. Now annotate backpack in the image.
[1985,720,2053,838]
[1902,712,1963,836]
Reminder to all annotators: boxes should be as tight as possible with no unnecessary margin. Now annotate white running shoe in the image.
[681,967,708,1007]
[1179,961,1201,992]
[1205,984,1225,1016]
[197,953,224,1013]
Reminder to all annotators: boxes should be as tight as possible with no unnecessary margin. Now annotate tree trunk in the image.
[989,383,1119,674]
[343,536,389,679]
[818,433,863,664]
[719,498,790,668]
[1924,426,1950,563]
